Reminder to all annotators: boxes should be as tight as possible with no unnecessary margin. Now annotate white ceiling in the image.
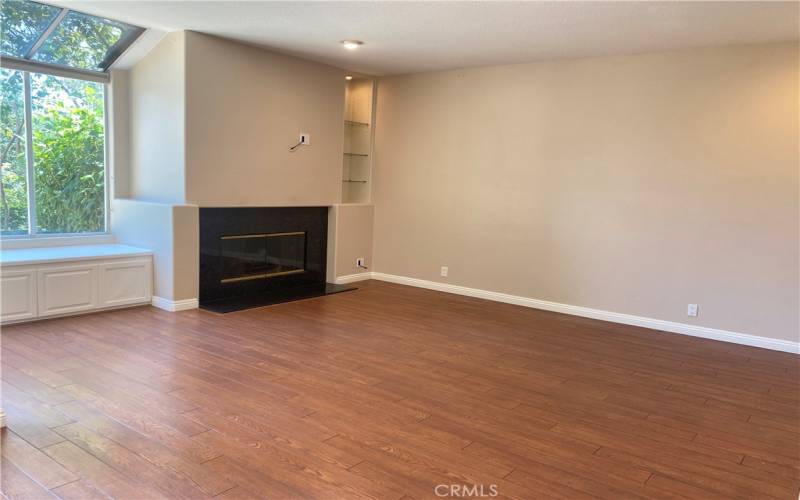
[52,1,799,76]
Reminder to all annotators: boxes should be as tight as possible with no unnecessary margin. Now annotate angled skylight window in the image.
[33,11,142,70]
[0,0,60,57]
[0,0,144,74]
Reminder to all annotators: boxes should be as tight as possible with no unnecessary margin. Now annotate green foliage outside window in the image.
[1,69,29,234]
[1,69,106,235]
[0,0,60,58]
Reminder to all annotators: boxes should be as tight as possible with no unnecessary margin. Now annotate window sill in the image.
[0,233,115,250]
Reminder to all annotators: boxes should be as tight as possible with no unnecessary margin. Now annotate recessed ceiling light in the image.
[341,40,363,50]
[345,75,353,80]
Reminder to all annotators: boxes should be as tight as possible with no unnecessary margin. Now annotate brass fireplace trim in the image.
[219,231,306,283]
[220,268,305,284]
[221,231,305,240]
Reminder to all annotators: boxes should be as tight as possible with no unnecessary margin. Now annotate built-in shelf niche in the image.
[342,76,375,204]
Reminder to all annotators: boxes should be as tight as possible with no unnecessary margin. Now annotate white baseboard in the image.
[335,272,373,284]
[151,296,199,312]
[367,272,798,354]
[0,408,5,428]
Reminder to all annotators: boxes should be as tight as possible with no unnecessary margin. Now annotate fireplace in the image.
[220,231,306,283]
[199,207,352,313]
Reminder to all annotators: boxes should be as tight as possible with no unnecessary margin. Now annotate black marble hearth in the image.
[199,207,354,313]
[198,282,354,314]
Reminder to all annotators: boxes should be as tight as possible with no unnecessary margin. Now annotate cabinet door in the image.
[1,268,37,322]
[98,259,152,307]
[37,264,98,317]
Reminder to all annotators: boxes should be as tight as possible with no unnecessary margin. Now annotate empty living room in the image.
[0,1,798,498]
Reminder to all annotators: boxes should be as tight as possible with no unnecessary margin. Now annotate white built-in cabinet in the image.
[37,263,99,316]
[1,245,152,324]
[0,268,37,321]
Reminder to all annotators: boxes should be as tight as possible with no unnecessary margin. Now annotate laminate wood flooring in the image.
[1,280,798,499]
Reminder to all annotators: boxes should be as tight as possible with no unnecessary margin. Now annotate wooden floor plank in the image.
[0,430,77,490]
[51,423,212,499]
[1,401,66,449]
[50,479,110,500]
[42,440,167,499]
[0,455,58,500]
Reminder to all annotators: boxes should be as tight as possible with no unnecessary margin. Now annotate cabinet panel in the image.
[98,259,152,307]
[37,264,98,317]
[1,269,37,321]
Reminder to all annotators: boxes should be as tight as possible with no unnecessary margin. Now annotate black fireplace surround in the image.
[199,207,352,313]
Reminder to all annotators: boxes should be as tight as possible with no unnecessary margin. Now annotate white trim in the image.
[0,408,5,428]
[368,272,799,354]
[151,296,198,312]
[0,55,110,84]
[335,272,373,284]
[23,73,36,234]
[103,84,111,234]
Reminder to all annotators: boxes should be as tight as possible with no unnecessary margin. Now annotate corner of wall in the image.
[127,30,188,205]
[111,199,176,300]
[109,68,130,200]
[326,206,339,282]
[330,204,374,280]
[171,204,199,301]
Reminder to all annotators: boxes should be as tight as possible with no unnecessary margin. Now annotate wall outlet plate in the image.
[300,133,310,145]
[687,303,698,317]
[356,257,366,268]
[440,266,448,277]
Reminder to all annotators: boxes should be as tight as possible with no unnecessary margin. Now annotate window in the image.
[1,69,28,234]
[1,0,144,72]
[1,68,106,235]
[0,0,144,237]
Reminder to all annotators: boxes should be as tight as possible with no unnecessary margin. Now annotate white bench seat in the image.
[0,244,153,323]
[1,243,151,266]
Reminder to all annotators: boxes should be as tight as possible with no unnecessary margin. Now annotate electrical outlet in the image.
[687,304,698,317]
[440,266,448,277]
[356,257,366,269]
[300,133,310,145]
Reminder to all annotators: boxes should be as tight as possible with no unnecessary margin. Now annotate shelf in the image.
[345,120,370,127]
[342,179,368,183]
[343,152,369,157]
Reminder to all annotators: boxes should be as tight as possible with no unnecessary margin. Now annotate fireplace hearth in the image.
[199,207,353,313]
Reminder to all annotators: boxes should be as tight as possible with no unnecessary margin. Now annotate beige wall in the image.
[373,42,799,342]
[330,204,375,278]
[118,31,358,300]
[128,31,186,204]
[112,199,198,301]
[171,205,199,301]
[184,32,345,207]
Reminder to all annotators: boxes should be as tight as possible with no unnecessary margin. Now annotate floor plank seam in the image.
[501,467,515,479]
[321,433,339,443]
[346,460,365,471]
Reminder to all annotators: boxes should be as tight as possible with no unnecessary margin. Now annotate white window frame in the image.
[2,62,111,241]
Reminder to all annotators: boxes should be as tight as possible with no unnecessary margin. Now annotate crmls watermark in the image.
[434,484,499,497]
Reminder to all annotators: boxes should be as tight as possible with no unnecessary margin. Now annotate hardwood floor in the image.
[1,279,798,499]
